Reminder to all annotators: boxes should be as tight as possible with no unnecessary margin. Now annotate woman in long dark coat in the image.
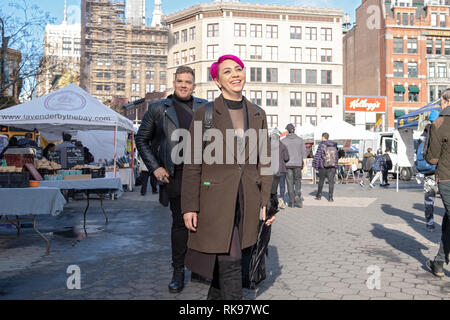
[181,55,275,300]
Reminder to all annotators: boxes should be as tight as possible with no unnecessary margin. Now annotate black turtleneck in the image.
[172,93,194,131]
[224,98,244,110]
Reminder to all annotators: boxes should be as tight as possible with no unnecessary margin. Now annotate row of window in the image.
[429,62,449,78]
[267,115,330,128]
[96,59,166,68]
[429,86,449,102]
[206,90,338,108]
[95,83,167,93]
[173,27,196,44]
[96,70,166,81]
[427,39,450,55]
[393,61,419,78]
[205,67,333,85]
[393,38,418,54]
[393,86,420,102]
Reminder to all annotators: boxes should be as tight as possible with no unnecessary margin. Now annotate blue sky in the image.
[9,0,360,25]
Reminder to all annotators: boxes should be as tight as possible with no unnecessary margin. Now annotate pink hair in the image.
[210,55,245,80]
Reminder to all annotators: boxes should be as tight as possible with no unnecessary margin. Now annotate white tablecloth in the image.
[0,187,66,216]
[40,178,124,197]
[105,168,135,191]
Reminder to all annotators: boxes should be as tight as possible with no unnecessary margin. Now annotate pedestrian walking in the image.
[182,55,274,300]
[369,150,386,188]
[270,130,290,209]
[360,148,375,187]
[425,89,450,277]
[281,124,307,208]
[313,133,338,202]
[138,154,157,196]
[382,148,393,186]
[135,66,208,293]
[416,110,440,232]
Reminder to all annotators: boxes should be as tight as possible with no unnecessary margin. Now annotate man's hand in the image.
[153,167,170,184]
[184,212,198,232]
[261,206,276,226]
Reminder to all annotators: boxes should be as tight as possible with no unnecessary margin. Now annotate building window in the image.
[321,93,332,108]
[440,13,446,27]
[132,83,140,92]
[207,45,218,59]
[173,52,180,65]
[96,85,103,91]
[321,48,332,62]
[266,68,278,83]
[234,23,246,37]
[96,72,103,78]
[173,31,179,45]
[321,28,332,41]
[408,89,419,102]
[267,115,278,129]
[306,92,317,108]
[305,70,317,84]
[250,67,262,82]
[189,48,196,61]
[146,71,155,80]
[250,45,262,59]
[397,13,401,25]
[437,63,447,78]
[207,67,213,81]
[429,62,435,78]
[117,70,125,78]
[394,61,404,77]
[394,38,403,54]
[290,116,302,129]
[266,91,278,106]
[407,38,418,54]
[131,70,140,79]
[266,46,278,61]
[234,45,246,59]
[207,23,219,37]
[427,39,433,55]
[306,115,317,126]
[250,24,262,38]
[438,86,447,99]
[290,92,301,107]
[436,40,442,55]
[189,27,196,40]
[266,25,278,39]
[207,90,219,101]
[430,86,436,102]
[321,70,332,84]
[431,13,437,27]
[181,50,188,64]
[250,91,262,105]
[305,48,317,62]
[410,14,414,26]
[146,84,155,93]
[408,62,418,78]
[116,83,125,91]
[290,26,301,39]
[402,13,408,26]
[290,69,301,83]
[181,29,187,43]
[290,47,302,62]
[160,71,166,81]
[394,86,405,102]
[305,27,317,40]
[445,40,450,55]
[131,96,140,102]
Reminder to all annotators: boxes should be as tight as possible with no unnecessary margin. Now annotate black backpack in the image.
[323,145,337,168]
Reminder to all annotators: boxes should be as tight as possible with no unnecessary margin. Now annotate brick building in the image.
[344,0,450,130]
[122,91,166,126]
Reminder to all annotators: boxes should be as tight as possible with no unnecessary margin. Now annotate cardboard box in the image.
[64,174,92,181]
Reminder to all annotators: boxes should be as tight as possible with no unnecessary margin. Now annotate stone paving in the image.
[1,181,450,300]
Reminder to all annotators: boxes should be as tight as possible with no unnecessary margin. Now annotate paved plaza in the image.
[1,181,450,300]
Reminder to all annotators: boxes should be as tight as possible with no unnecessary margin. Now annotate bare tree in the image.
[0,0,56,109]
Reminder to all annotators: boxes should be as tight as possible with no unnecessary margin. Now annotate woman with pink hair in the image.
[181,55,275,299]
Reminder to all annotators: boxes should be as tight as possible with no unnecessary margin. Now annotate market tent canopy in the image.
[396,99,441,130]
[313,119,377,141]
[0,84,134,133]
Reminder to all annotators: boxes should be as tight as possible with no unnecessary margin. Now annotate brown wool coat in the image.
[181,95,273,254]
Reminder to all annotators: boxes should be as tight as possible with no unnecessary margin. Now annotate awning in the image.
[394,110,406,118]
[396,99,441,129]
[394,85,405,93]
[408,86,420,93]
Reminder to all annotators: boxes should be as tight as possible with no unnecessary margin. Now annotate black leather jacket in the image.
[135,95,207,177]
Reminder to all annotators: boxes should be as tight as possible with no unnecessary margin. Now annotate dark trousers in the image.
[140,171,157,195]
[279,173,286,200]
[435,182,450,264]
[169,196,189,269]
[317,168,336,196]
[382,170,389,185]
[271,173,280,196]
[286,167,302,205]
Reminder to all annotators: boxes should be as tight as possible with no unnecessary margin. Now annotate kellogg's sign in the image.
[344,96,386,113]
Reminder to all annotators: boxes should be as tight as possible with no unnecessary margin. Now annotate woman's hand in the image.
[183,212,198,232]
[265,215,276,226]
[261,206,276,226]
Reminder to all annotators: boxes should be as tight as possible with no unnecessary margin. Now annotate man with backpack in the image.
[313,133,338,202]
[369,150,386,188]
[382,148,393,187]
[416,110,440,232]
[360,148,375,187]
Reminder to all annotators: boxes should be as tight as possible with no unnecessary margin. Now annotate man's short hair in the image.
[175,66,195,81]
[63,133,72,142]
[442,88,450,103]
[322,133,329,140]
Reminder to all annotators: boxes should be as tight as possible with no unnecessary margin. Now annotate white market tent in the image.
[312,119,377,141]
[0,84,135,174]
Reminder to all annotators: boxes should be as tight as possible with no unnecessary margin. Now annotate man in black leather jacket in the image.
[135,66,208,293]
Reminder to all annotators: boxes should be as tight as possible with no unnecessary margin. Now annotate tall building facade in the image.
[165,1,344,131]
[344,0,450,130]
[36,1,81,97]
[126,0,146,26]
[80,0,168,104]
